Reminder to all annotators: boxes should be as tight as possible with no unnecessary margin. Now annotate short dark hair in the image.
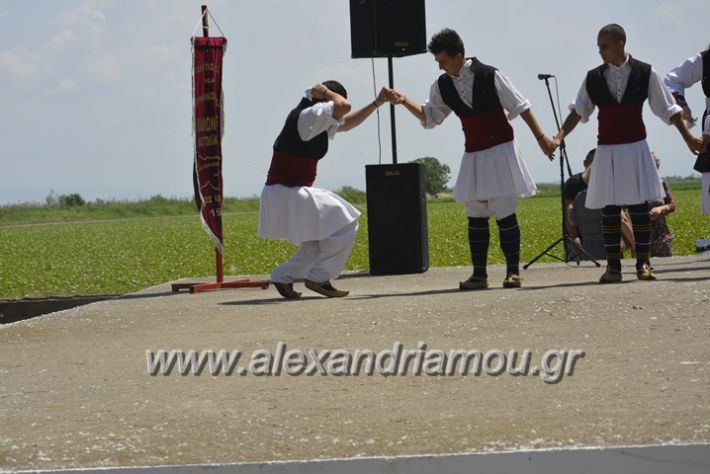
[322,80,347,99]
[427,28,464,57]
[598,24,626,44]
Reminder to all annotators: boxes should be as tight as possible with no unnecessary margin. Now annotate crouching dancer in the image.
[259,81,388,299]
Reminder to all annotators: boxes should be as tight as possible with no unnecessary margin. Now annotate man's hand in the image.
[649,206,663,221]
[310,83,328,100]
[686,134,704,154]
[537,135,556,161]
[681,105,697,129]
[384,87,406,104]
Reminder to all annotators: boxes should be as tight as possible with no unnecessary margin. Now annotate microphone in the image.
[537,73,555,80]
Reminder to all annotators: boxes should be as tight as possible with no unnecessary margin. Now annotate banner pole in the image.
[201,4,225,284]
[173,5,268,293]
[201,5,209,37]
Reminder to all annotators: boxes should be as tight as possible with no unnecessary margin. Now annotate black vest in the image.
[437,58,502,116]
[273,98,329,160]
[585,56,652,107]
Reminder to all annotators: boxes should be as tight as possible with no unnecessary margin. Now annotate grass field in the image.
[1,188,707,300]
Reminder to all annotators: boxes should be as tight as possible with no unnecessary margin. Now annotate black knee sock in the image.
[468,217,489,278]
[602,205,622,271]
[628,203,651,269]
[497,213,520,275]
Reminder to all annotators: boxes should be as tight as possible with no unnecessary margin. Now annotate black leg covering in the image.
[497,213,520,275]
[468,217,489,278]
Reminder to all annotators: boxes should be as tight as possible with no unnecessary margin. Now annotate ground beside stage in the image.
[1,256,709,471]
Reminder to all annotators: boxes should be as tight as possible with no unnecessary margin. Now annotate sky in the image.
[1,0,709,205]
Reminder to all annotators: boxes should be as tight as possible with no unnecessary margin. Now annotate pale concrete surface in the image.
[1,256,709,471]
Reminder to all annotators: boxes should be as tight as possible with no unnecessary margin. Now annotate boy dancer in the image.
[387,28,555,289]
[551,24,703,282]
[259,81,388,299]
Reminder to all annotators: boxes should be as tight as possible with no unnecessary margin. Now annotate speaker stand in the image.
[387,56,398,164]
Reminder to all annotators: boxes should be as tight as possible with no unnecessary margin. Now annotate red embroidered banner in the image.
[192,36,227,254]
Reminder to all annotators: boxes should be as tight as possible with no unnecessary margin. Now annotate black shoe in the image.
[459,275,489,290]
[305,279,349,297]
[273,282,302,299]
[599,267,622,284]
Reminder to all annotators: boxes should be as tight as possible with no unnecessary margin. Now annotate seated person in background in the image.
[570,189,605,260]
[648,153,676,257]
[564,148,595,240]
[569,166,635,260]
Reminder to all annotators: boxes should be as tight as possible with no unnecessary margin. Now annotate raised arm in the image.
[338,87,388,132]
[387,88,427,123]
[311,83,351,119]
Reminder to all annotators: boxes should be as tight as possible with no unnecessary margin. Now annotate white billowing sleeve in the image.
[664,53,703,97]
[422,81,452,129]
[297,101,343,141]
[494,71,531,120]
[648,68,683,124]
[569,78,595,123]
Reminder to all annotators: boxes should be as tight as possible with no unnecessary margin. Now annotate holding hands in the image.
[372,87,405,106]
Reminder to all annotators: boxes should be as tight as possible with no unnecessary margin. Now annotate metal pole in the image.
[388,56,398,164]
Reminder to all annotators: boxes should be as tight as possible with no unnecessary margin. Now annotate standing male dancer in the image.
[387,28,555,289]
[551,24,703,283]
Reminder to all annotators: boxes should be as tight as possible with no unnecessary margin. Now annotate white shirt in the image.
[297,93,343,141]
[422,58,531,129]
[570,54,682,125]
[664,52,710,135]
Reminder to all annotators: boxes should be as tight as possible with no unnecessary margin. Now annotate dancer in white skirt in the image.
[664,45,710,214]
[259,81,388,299]
[551,24,703,283]
[386,28,555,289]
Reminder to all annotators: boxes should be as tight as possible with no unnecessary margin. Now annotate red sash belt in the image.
[597,104,646,145]
[265,151,317,187]
[460,106,514,152]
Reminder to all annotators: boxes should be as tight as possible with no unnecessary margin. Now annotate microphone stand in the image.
[524,76,600,269]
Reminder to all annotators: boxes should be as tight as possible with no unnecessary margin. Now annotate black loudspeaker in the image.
[365,163,429,275]
[349,0,427,58]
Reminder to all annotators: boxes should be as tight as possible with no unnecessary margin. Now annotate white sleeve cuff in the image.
[570,102,590,123]
[422,103,441,129]
[507,100,530,120]
[660,104,684,125]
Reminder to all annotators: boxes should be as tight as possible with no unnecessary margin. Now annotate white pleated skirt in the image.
[585,139,665,209]
[453,139,537,203]
[258,184,361,245]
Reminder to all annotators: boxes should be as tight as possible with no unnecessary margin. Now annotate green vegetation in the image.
[410,157,452,197]
[1,184,707,299]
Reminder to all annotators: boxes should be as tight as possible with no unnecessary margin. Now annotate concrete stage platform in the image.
[1,256,709,473]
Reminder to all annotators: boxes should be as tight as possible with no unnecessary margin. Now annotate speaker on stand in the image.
[349,0,429,275]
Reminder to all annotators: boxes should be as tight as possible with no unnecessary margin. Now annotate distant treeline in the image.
[0,178,700,226]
